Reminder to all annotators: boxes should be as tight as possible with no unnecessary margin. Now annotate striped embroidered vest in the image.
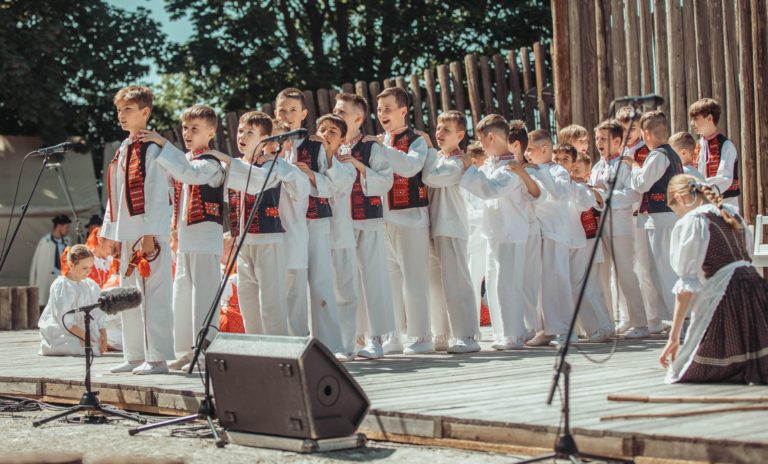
[106,139,157,221]
[387,128,429,210]
[227,161,284,236]
[692,133,740,199]
[172,154,224,228]
[296,139,333,219]
[350,140,384,220]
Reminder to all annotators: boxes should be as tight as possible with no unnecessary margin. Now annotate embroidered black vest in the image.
[296,139,333,219]
[227,160,284,236]
[173,154,224,228]
[693,134,740,199]
[350,140,384,220]
[639,144,683,214]
[387,128,429,210]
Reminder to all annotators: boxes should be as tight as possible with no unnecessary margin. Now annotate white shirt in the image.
[348,142,393,232]
[630,149,679,230]
[422,148,469,239]
[38,276,104,355]
[287,138,341,236]
[101,138,173,242]
[622,139,647,159]
[696,135,739,209]
[590,156,642,237]
[459,156,529,243]
[325,151,357,250]
[684,165,705,181]
[156,143,226,254]
[381,131,430,228]
[529,162,572,244]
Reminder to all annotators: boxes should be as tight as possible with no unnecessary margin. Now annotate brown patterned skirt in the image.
[678,266,768,383]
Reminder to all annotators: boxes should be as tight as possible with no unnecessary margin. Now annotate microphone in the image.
[30,142,74,157]
[609,94,664,114]
[260,128,308,144]
[66,287,143,316]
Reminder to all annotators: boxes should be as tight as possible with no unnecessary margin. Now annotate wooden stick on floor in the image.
[607,394,768,404]
[601,405,768,421]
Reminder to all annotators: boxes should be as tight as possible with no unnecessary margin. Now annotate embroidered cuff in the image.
[672,276,702,294]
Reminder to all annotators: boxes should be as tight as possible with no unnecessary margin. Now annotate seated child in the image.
[669,131,705,181]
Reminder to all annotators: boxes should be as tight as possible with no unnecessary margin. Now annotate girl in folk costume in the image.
[219,233,244,334]
[39,245,107,356]
[689,98,741,212]
[332,93,396,360]
[101,86,174,375]
[423,111,481,353]
[661,175,768,384]
[140,105,226,372]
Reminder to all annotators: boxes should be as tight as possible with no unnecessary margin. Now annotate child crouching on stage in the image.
[39,245,107,356]
[219,233,244,333]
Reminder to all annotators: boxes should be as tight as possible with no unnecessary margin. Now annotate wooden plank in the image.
[754,0,768,214]
[10,287,27,330]
[0,287,11,330]
[722,0,740,152]
[568,3,584,125]
[533,43,551,133]
[424,68,439,139]
[682,0,699,109]
[303,90,317,134]
[213,120,228,155]
[638,0,654,95]
[225,112,240,156]
[551,0,571,128]
[693,0,712,97]
[666,0,686,133]
[316,88,331,116]
[369,81,383,133]
[582,0,599,133]
[738,0,757,221]
[329,88,339,104]
[479,55,494,115]
[355,81,374,135]
[409,74,426,132]
[464,54,483,128]
[25,286,39,329]
[611,0,628,100]
[492,54,510,120]
[625,0,641,96]
[506,51,523,120]
[520,47,536,128]
[341,82,354,94]
[595,0,613,121]
[383,78,395,89]
[437,64,452,112]
[653,0,669,115]
[449,61,467,114]
[395,76,410,126]
[260,103,273,118]
[707,0,727,133]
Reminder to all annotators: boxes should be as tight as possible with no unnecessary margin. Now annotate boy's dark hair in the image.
[336,92,368,115]
[276,87,306,109]
[476,114,509,138]
[595,119,624,141]
[114,85,153,110]
[615,105,640,125]
[508,119,529,152]
[316,114,348,138]
[669,131,697,152]
[376,87,409,109]
[553,143,578,162]
[574,154,593,169]
[181,105,218,129]
[688,98,721,125]
[239,111,273,136]
[528,129,552,146]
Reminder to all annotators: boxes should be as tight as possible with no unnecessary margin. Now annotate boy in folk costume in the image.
[275,88,346,355]
[422,111,481,353]
[522,131,576,347]
[315,114,359,361]
[628,110,684,333]
[590,120,649,339]
[139,105,226,371]
[553,147,614,342]
[376,87,433,355]
[557,124,592,160]
[689,98,741,211]
[460,115,538,350]
[101,86,174,375]
[670,132,705,181]
[332,93,396,359]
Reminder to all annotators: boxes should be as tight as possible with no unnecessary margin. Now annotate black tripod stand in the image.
[519,96,660,464]
[33,309,147,427]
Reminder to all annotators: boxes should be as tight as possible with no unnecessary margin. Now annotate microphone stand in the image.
[518,100,641,464]
[128,140,286,446]
[33,307,147,427]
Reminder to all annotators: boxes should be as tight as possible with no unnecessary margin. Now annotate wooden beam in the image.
[520,47,536,128]
[492,54,511,119]
[464,54,483,128]
[610,0,627,100]
[625,0,641,96]
[437,64,452,112]
[409,74,426,132]
[707,0,727,133]
[0,288,10,330]
[582,0,599,133]
[10,287,27,330]
[682,0,699,108]
[692,0,712,97]
[638,0,654,95]
[316,88,331,116]
[449,61,466,113]
[595,0,613,120]
[395,76,410,126]
[568,3,584,124]
[507,51,523,120]
[355,81,375,135]
[738,0,756,221]
[341,82,354,94]
[551,0,571,128]
[303,90,317,134]
[424,68,439,138]
[479,55,494,115]
[666,0,686,132]
[225,112,240,156]
[368,81,383,133]
[383,78,395,89]
[653,0,669,114]
[753,0,768,214]
[722,0,740,152]
[25,286,39,329]
[533,42,551,133]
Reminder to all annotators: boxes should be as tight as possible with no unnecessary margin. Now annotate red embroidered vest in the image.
[227,160,284,236]
[296,139,333,219]
[692,134,740,199]
[387,128,429,210]
[172,153,224,229]
[580,208,601,240]
[350,139,384,220]
[106,139,157,222]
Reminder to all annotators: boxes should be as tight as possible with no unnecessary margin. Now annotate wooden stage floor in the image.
[1,329,766,462]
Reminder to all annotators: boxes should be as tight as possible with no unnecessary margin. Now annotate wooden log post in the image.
[437,64,452,112]
[492,54,511,119]
[666,0,686,133]
[638,0,654,95]
[707,0,727,133]
[341,82,354,94]
[261,103,273,119]
[303,90,317,135]
[692,0,712,98]
[682,0,699,108]
[225,112,240,155]
[625,0,641,96]
[409,74,426,132]
[507,51,523,121]
[329,88,339,104]
[722,0,740,152]
[464,54,483,129]
[753,0,768,215]
[520,47,536,129]
[383,78,395,89]
[595,0,613,121]
[479,56,495,115]
[395,76,410,126]
[424,68,439,139]
[738,0,757,222]
[214,122,229,155]
[449,61,467,113]
[11,287,27,330]
[653,0,670,115]
[26,286,39,329]
[568,3,584,126]
[533,43,551,133]
[316,88,331,117]
[355,81,375,135]
[552,0,571,128]
[582,0,599,134]
[0,288,11,330]
[610,0,627,100]
[369,81,383,133]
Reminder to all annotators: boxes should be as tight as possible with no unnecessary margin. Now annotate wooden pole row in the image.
[0,286,40,331]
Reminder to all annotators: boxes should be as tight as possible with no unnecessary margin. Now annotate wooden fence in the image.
[162,41,556,157]
[551,0,768,221]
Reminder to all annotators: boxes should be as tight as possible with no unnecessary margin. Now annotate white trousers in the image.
[119,238,174,363]
[539,238,574,335]
[429,236,480,339]
[237,243,288,335]
[286,269,308,336]
[355,228,395,337]
[523,233,543,333]
[600,234,647,327]
[385,223,431,338]
[172,252,221,354]
[332,247,360,354]
[307,221,344,353]
[635,227,675,325]
[485,240,527,340]
[467,230,486,324]
[570,244,612,335]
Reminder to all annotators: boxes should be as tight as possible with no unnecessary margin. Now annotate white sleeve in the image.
[549,165,572,201]
[571,182,597,212]
[310,145,334,198]
[325,156,357,196]
[707,140,738,194]
[361,144,394,196]
[226,159,281,194]
[277,158,311,200]
[156,143,225,187]
[670,212,709,294]
[422,149,465,188]
[460,165,523,200]
[609,166,643,209]
[380,136,428,177]
[630,151,670,194]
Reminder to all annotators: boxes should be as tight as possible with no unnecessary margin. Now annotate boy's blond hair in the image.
[336,92,368,115]
[271,119,291,133]
[557,124,588,145]
[595,119,624,140]
[113,85,153,110]
[376,87,409,108]
[669,131,697,152]
[528,129,552,146]
[475,114,509,138]
[467,141,485,158]
[181,105,218,129]
[437,110,467,132]
[276,87,306,109]
[575,153,593,169]
[639,110,669,139]
[239,111,272,136]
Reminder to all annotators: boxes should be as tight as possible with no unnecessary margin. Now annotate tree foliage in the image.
[163,0,551,111]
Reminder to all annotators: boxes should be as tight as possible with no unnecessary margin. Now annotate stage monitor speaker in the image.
[206,334,369,439]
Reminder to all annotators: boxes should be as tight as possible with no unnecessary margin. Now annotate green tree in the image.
[163,0,551,111]
[0,0,166,145]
